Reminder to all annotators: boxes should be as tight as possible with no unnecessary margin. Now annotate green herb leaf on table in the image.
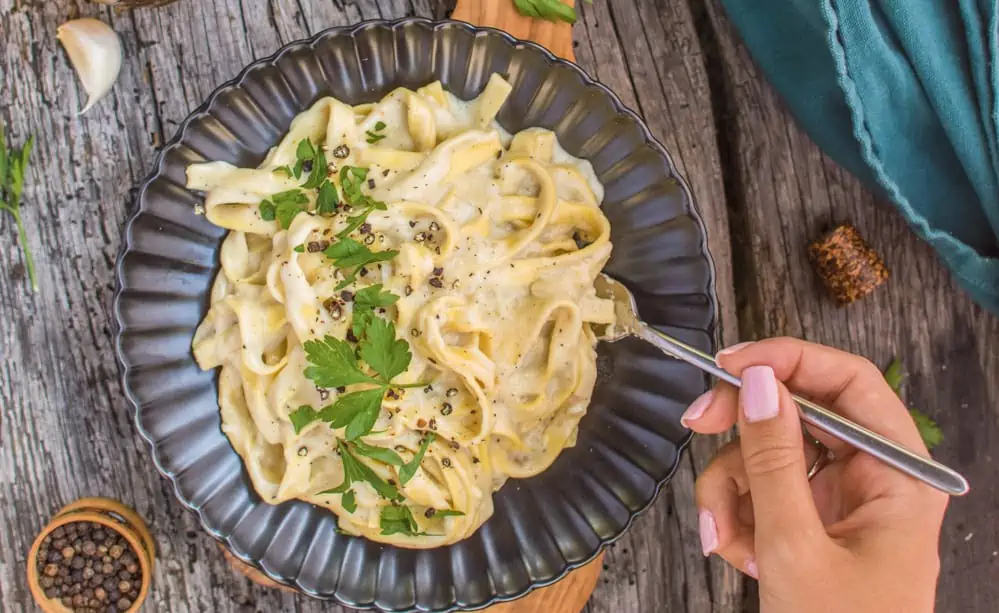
[359,317,412,383]
[883,357,943,449]
[380,504,423,536]
[0,126,38,291]
[399,433,435,485]
[512,0,580,24]
[351,440,405,466]
[289,405,322,434]
[884,356,904,395]
[909,409,944,450]
[303,335,380,388]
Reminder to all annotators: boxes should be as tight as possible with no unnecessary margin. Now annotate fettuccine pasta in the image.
[187,74,615,547]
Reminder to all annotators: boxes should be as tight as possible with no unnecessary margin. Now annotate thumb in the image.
[738,365,824,543]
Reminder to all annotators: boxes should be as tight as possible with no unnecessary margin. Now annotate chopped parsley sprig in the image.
[324,238,398,290]
[0,126,37,291]
[320,440,402,510]
[365,121,387,144]
[292,314,415,440]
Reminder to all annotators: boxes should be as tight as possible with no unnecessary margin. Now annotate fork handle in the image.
[634,323,969,496]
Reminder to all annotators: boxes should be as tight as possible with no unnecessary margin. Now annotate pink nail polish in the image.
[741,365,780,423]
[746,557,759,579]
[715,341,753,360]
[699,509,719,556]
[681,389,715,427]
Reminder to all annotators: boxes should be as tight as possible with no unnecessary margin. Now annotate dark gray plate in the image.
[113,17,717,612]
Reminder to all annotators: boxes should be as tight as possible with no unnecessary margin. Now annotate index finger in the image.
[716,338,927,454]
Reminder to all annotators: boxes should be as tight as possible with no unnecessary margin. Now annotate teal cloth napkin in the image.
[720,0,999,313]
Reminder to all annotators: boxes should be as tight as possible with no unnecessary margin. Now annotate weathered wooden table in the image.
[2,1,997,611]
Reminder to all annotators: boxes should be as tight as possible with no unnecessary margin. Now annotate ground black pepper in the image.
[35,521,142,612]
[429,278,443,289]
[332,145,350,159]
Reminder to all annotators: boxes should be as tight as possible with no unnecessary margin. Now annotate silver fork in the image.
[595,274,969,496]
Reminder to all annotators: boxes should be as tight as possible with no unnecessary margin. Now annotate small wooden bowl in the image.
[27,497,155,613]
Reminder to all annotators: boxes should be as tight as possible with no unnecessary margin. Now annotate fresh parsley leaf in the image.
[341,489,357,513]
[322,387,385,431]
[351,440,404,466]
[294,244,305,253]
[910,409,944,450]
[342,390,388,441]
[0,126,37,291]
[352,284,400,337]
[323,238,399,289]
[374,121,386,131]
[324,237,376,268]
[339,441,402,500]
[339,166,370,204]
[399,433,435,485]
[883,357,943,449]
[303,335,380,388]
[432,509,466,518]
[380,504,422,536]
[884,357,904,395]
[289,405,321,434]
[316,180,339,215]
[302,146,329,189]
[273,165,294,177]
[296,138,317,161]
[359,317,411,383]
[336,209,374,239]
[259,200,276,221]
[365,131,386,144]
[265,189,309,229]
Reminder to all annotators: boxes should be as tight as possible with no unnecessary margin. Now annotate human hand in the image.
[682,338,949,613]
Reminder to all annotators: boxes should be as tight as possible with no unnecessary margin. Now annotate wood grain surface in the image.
[0,1,995,613]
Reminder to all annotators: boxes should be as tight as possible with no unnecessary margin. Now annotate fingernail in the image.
[681,389,715,427]
[698,509,718,556]
[746,556,759,579]
[715,341,753,360]
[741,365,780,423]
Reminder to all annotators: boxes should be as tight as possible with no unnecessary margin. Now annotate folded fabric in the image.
[720,0,999,313]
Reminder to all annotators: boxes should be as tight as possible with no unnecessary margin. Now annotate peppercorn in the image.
[333,145,350,159]
[35,521,143,612]
[441,403,453,416]
[429,278,443,289]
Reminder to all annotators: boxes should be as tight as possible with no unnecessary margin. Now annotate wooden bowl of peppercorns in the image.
[27,497,155,613]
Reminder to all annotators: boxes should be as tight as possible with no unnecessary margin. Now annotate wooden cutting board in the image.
[227,2,603,611]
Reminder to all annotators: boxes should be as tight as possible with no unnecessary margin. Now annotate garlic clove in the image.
[57,18,123,115]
